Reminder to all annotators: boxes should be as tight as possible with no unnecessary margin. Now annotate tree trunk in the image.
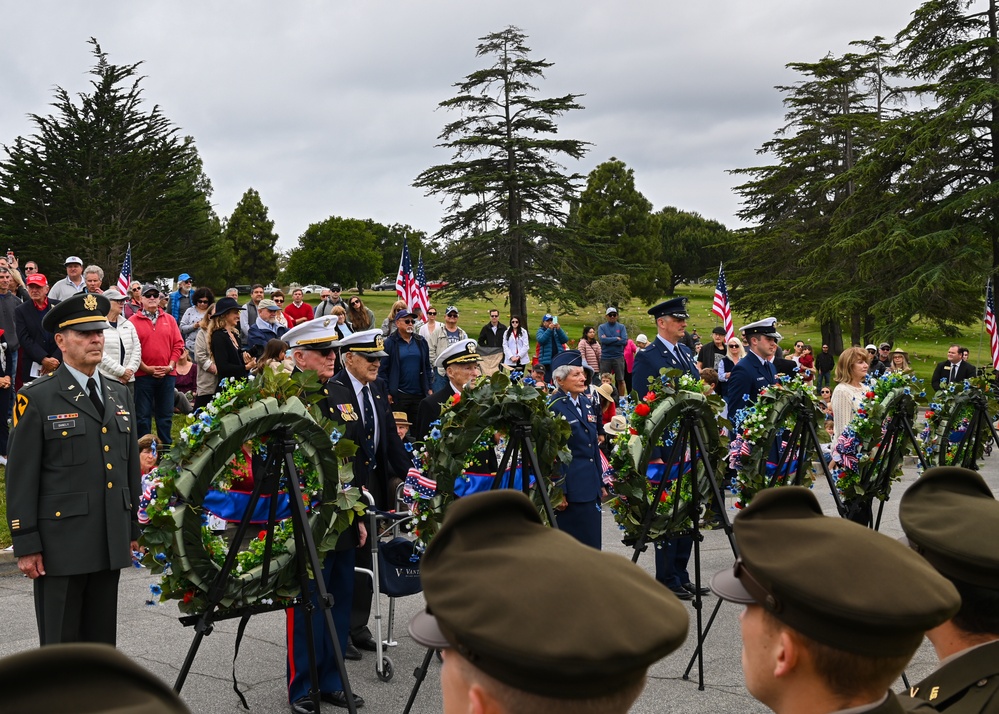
[990,0,999,276]
[863,312,875,344]
[820,318,844,354]
[850,311,861,347]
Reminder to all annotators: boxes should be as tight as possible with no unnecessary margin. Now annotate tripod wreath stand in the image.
[926,389,999,469]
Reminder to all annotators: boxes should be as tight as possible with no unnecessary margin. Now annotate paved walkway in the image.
[1,455,996,713]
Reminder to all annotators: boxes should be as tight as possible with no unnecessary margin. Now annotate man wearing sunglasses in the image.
[376,308,433,426]
[128,284,184,446]
[326,329,411,670]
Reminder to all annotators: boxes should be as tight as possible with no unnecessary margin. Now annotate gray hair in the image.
[84,264,104,280]
[552,364,573,383]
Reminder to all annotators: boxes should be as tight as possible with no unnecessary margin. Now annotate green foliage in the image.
[223,187,279,285]
[367,222,430,278]
[656,206,732,294]
[413,26,590,321]
[0,39,221,282]
[284,216,383,290]
[575,158,662,303]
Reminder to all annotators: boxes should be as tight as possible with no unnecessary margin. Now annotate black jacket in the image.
[15,298,61,383]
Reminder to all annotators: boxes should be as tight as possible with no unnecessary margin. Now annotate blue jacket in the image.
[725,352,776,426]
[246,320,288,351]
[631,337,699,396]
[378,332,433,397]
[168,289,191,322]
[548,390,603,503]
[535,325,568,365]
[598,322,628,360]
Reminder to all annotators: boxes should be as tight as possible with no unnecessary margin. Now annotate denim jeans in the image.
[135,374,176,445]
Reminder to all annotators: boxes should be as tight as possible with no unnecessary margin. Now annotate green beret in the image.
[900,467,999,589]
[409,491,689,699]
[41,292,111,333]
[0,643,190,712]
[711,487,960,657]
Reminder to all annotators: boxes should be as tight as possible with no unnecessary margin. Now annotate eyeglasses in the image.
[196,299,211,305]
[144,292,160,299]
[399,318,414,324]
[274,299,284,304]
[728,344,741,349]
[427,311,437,316]
[24,266,36,272]
[510,320,519,324]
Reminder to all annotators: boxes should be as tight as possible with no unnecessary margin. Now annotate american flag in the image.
[395,238,416,308]
[712,262,734,343]
[116,244,132,294]
[986,278,999,369]
[414,252,431,316]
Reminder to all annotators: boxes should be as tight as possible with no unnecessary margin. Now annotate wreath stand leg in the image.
[849,398,926,531]
[945,393,999,469]
[776,401,848,517]
[173,428,358,714]
[402,421,560,714]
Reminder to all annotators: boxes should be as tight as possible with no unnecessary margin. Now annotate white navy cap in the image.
[338,328,388,357]
[284,317,339,351]
[435,339,481,370]
[740,317,782,341]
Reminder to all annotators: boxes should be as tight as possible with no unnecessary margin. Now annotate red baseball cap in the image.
[25,273,47,287]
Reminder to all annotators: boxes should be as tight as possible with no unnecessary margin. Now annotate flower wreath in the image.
[608,370,727,544]
[727,374,825,509]
[917,374,998,467]
[404,371,569,547]
[833,372,925,505]
[139,370,362,614]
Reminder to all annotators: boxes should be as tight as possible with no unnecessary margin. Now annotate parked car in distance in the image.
[427,280,448,291]
[301,284,327,294]
[263,284,279,293]
[369,277,395,291]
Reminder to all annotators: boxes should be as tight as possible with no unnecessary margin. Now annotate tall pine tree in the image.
[223,188,279,284]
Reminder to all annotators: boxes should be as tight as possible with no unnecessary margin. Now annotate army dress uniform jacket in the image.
[902,640,999,713]
[7,366,140,575]
[326,369,410,511]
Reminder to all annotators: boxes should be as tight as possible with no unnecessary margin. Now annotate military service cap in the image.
[41,292,110,333]
[549,348,593,377]
[711,487,960,657]
[338,328,388,357]
[0,643,190,712]
[434,339,480,370]
[900,467,999,589]
[409,491,689,698]
[740,317,782,341]
[648,296,689,320]
[284,316,340,351]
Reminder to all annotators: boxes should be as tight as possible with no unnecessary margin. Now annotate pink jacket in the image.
[624,339,639,372]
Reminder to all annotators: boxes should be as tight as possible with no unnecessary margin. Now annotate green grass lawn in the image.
[0,286,983,549]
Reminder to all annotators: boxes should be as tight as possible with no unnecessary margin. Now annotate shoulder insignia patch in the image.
[13,394,29,427]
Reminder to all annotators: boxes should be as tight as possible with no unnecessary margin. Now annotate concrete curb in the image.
[0,549,18,576]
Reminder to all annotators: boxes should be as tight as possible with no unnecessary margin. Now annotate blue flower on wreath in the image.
[149,584,162,597]
[430,427,442,440]
[523,377,536,386]
[510,370,524,382]
[329,428,342,446]
[403,441,414,453]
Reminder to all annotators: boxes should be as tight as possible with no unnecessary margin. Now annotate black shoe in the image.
[667,585,694,601]
[290,697,317,714]
[321,691,365,709]
[352,635,378,652]
[344,642,362,661]
[682,582,711,596]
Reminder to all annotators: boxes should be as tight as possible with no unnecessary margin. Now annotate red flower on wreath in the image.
[629,427,638,435]
[258,530,267,540]
[866,391,875,399]
[451,393,461,405]
[183,590,195,604]
[924,410,935,419]
[644,391,657,403]
[635,403,651,417]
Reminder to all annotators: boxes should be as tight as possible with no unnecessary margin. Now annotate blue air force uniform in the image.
[549,350,604,549]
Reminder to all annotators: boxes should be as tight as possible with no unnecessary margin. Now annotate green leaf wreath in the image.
[727,374,825,510]
[138,370,362,615]
[833,372,926,505]
[406,371,569,547]
[608,370,728,544]
[917,373,999,467]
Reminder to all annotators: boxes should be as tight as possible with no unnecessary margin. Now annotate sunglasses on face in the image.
[144,292,160,299]
[399,318,414,324]
[349,300,359,306]
[196,299,210,304]
[510,320,519,324]
[729,344,741,348]
[274,299,284,304]
[24,266,36,272]
[428,311,437,316]
[358,354,381,363]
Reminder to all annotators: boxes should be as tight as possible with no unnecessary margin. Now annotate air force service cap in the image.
[42,292,110,333]
[740,317,782,341]
[550,348,593,377]
[900,467,999,589]
[434,339,480,370]
[408,491,689,699]
[338,328,388,357]
[711,487,960,657]
[283,317,340,351]
[647,296,689,320]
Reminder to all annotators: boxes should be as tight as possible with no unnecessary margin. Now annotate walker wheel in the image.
[377,656,394,682]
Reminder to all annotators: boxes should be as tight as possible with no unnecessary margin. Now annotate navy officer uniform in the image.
[724,317,780,426]
[282,318,361,714]
[325,329,411,658]
[548,350,604,549]
[630,297,707,600]
[6,292,140,645]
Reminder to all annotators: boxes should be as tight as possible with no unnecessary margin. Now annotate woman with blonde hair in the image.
[330,304,353,340]
[381,299,408,336]
[888,348,911,373]
[208,297,253,393]
[831,346,871,439]
[193,304,217,408]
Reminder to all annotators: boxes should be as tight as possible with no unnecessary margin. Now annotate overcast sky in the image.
[0,1,920,252]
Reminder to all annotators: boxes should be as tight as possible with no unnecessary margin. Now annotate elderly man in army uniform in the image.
[898,467,999,713]
[409,490,690,713]
[712,487,960,714]
[6,292,141,645]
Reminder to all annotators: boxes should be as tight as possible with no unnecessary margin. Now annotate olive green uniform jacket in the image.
[6,366,141,575]
[902,640,999,713]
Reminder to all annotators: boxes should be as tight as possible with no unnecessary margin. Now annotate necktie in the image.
[767,360,776,381]
[951,364,958,383]
[361,385,376,456]
[87,377,104,419]
[574,399,583,418]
